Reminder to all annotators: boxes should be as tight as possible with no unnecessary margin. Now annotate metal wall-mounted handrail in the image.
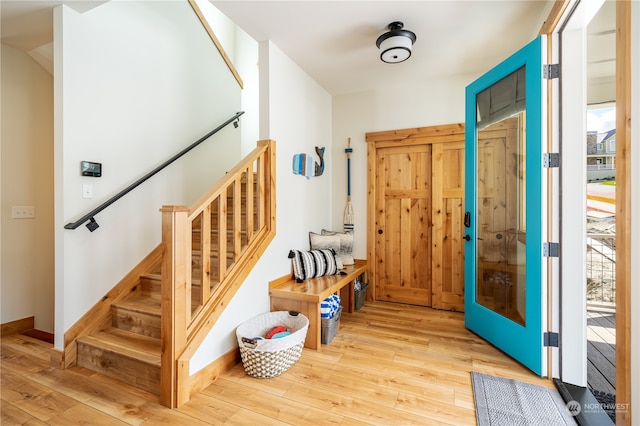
[64,111,245,231]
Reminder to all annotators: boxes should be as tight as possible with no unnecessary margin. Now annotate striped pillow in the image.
[288,249,339,282]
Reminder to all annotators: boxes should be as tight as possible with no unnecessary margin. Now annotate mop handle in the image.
[345,138,352,198]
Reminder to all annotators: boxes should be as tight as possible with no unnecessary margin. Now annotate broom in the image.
[344,138,354,232]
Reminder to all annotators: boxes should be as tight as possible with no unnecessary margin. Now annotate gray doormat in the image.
[471,372,577,426]
[591,390,616,423]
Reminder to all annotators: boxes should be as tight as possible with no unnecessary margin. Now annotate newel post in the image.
[160,205,190,408]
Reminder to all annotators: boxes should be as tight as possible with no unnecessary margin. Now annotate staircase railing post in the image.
[264,139,277,233]
[160,205,190,408]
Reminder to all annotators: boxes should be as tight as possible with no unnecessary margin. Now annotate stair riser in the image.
[111,307,160,339]
[140,277,161,295]
[76,342,160,395]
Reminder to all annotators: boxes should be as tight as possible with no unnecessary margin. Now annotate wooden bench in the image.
[269,259,368,350]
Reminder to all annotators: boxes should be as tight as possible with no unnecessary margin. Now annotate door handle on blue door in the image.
[464,234,471,241]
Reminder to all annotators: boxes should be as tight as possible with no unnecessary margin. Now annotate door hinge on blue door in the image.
[543,242,559,257]
[544,332,559,347]
[543,64,560,79]
[543,153,560,168]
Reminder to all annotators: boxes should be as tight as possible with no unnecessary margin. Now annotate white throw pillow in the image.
[320,229,354,265]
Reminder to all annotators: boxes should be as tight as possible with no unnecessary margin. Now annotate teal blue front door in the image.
[464,36,545,375]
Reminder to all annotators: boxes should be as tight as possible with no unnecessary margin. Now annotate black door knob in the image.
[378,229,383,234]
[463,234,471,241]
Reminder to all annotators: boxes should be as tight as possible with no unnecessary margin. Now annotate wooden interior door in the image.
[374,144,432,306]
[431,141,465,311]
[367,124,466,310]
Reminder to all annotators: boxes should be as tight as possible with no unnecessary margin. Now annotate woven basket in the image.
[236,311,309,378]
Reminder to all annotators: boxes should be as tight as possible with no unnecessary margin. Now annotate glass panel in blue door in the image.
[476,68,527,326]
[464,36,544,376]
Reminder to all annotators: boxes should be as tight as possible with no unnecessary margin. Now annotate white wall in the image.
[331,75,473,259]
[0,45,55,332]
[190,0,260,157]
[236,22,259,157]
[53,1,242,348]
[191,40,332,373]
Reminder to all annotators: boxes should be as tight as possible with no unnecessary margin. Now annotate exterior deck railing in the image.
[587,164,616,171]
[586,233,616,308]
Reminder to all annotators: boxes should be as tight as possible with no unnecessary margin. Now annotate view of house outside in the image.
[586,105,616,307]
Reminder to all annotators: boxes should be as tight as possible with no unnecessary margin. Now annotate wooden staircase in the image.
[76,274,162,394]
[68,140,276,407]
[74,208,250,394]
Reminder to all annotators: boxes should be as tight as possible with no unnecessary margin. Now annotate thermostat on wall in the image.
[81,161,102,177]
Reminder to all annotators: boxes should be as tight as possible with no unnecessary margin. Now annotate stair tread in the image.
[140,272,161,280]
[113,294,161,315]
[78,328,160,366]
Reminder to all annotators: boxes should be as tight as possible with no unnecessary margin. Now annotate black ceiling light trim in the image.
[375,21,417,64]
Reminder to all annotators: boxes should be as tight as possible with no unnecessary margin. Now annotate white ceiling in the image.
[211,1,554,96]
[586,0,616,83]
[1,1,614,97]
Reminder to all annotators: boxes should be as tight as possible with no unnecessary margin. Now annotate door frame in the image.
[557,0,607,389]
[613,3,635,424]
[540,1,634,424]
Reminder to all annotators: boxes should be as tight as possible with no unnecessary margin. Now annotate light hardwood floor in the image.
[2,301,555,425]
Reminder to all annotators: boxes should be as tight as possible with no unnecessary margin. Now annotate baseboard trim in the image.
[50,347,65,369]
[181,347,241,406]
[23,328,54,344]
[1,316,34,336]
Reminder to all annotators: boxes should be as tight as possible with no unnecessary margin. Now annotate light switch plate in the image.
[83,184,93,199]
[12,206,35,219]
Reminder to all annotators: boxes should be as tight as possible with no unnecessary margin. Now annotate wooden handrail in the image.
[160,139,276,407]
[188,0,244,89]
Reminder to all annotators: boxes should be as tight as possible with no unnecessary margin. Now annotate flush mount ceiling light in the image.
[376,21,417,64]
